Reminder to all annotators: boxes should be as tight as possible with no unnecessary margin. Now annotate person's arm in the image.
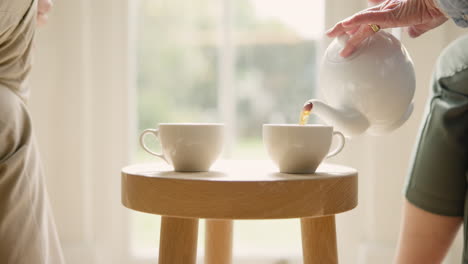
[394,200,462,264]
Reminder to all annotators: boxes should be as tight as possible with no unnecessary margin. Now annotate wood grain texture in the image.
[205,219,233,264]
[122,160,358,219]
[158,216,198,264]
[301,216,338,264]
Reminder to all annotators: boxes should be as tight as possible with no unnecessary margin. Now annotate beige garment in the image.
[0,0,65,263]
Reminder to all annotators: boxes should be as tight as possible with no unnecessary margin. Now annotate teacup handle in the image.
[139,129,167,162]
[326,131,345,158]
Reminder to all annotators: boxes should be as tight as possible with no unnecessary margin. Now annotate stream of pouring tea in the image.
[299,102,313,125]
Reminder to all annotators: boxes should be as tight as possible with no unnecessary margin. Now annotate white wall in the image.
[28,0,467,263]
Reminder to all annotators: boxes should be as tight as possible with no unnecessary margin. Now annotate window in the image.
[132,0,324,261]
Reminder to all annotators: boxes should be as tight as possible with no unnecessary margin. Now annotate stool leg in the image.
[301,215,338,264]
[205,219,233,264]
[158,216,199,264]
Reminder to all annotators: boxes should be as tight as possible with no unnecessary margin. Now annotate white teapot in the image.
[307,31,415,137]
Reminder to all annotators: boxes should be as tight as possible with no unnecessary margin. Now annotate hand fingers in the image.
[326,5,386,37]
[407,25,429,38]
[37,13,48,26]
[37,0,52,26]
[368,0,386,4]
[38,0,53,14]
[342,10,391,28]
[340,24,375,57]
[326,22,349,37]
[327,23,364,38]
[346,26,360,35]
[407,17,448,38]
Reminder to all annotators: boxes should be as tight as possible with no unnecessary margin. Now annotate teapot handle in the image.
[326,131,345,158]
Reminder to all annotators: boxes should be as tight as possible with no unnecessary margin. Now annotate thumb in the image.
[407,17,448,38]
[407,24,431,38]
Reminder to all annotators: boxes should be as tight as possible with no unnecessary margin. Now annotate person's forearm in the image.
[436,0,468,27]
[394,201,463,264]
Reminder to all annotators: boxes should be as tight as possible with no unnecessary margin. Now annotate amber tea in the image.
[299,102,313,125]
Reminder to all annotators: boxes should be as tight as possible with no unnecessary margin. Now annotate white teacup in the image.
[263,124,345,174]
[140,123,225,172]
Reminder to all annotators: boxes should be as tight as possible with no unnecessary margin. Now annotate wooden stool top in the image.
[121,160,357,219]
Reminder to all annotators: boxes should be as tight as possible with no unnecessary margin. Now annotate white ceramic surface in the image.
[308,31,416,137]
[140,123,225,172]
[263,124,345,174]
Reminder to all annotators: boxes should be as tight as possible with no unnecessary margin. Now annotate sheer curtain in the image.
[29,0,135,263]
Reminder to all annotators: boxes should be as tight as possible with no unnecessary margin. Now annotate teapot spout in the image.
[306,99,370,137]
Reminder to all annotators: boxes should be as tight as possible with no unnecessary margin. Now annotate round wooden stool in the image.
[121,160,357,264]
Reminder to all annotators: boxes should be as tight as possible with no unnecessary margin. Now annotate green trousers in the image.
[405,34,468,263]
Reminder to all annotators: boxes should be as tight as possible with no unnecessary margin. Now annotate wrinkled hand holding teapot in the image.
[300,30,415,142]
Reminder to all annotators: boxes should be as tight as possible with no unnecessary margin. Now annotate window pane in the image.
[133,0,324,260]
[136,0,220,134]
[231,0,322,158]
[132,0,219,257]
[230,0,323,258]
